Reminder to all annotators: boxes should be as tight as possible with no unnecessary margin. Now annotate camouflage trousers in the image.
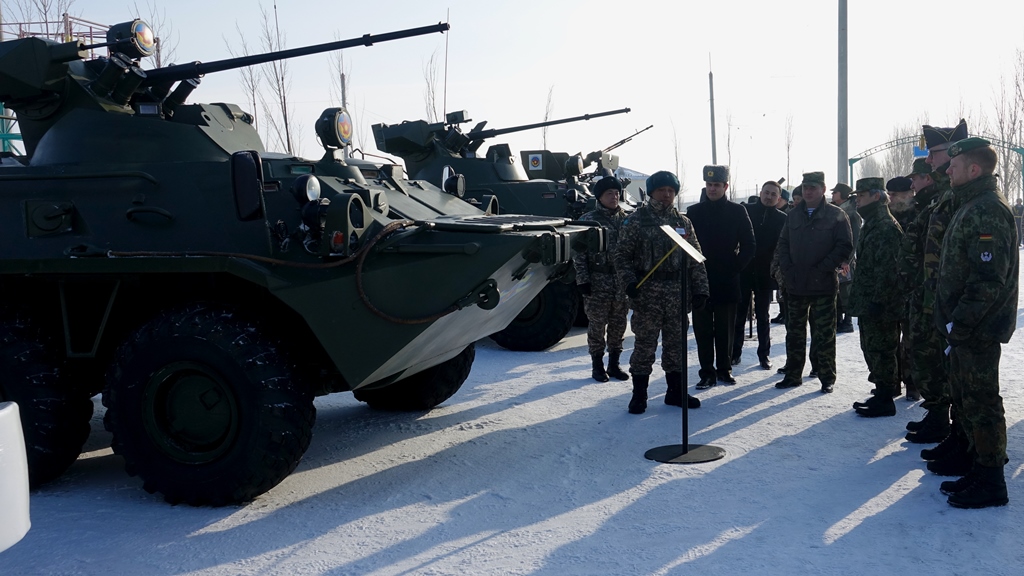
[784,294,837,386]
[908,298,950,412]
[837,281,851,318]
[628,280,684,377]
[950,342,1007,467]
[897,315,914,393]
[584,294,629,357]
[857,317,900,396]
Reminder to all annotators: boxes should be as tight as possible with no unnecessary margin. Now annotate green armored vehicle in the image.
[0,21,603,505]
[372,110,632,350]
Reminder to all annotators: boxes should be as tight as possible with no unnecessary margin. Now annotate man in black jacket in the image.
[687,165,756,389]
[733,181,787,370]
[775,171,854,393]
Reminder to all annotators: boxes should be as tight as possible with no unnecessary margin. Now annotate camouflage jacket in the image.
[847,201,904,320]
[896,183,942,294]
[614,202,709,312]
[574,204,628,297]
[921,172,954,313]
[936,175,1019,345]
[839,198,862,260]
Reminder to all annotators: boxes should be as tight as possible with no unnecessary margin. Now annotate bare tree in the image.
[542,85,554,150]
[880,122,918,179]
[726,112,738,200]
[855,155,882,181]
[133,1,176,67]
[784,113,794,186]
[225,23,261,137]
[6,0,74,39]
[256,2,297,155]
[991,64,1022,201]
[423,48,441,123]
[671,119,682,207]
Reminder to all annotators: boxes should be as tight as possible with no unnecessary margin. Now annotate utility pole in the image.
[837,0,849,184]
[709,55,718,165]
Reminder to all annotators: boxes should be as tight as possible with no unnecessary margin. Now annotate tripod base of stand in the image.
[645,444,726,464]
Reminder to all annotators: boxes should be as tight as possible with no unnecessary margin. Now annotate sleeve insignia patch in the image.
[979,233,993,241]
[981,251,993,262]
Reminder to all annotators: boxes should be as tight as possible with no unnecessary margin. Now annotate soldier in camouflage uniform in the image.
[614,171,709,414]
[886,176,918,401]
[933,137,1018,508]
[848,178,905,417]
[830,183,861,334]
[904,120,968,447]
[775,172,853,394]
[574,176,630,383]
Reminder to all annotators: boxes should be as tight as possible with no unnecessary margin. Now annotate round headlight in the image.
[292,174,321,204]
[305,176,321,202]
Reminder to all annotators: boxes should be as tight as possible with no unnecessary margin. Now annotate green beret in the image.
[830,182,853,198]
[906,158,932,177]
[801,171,826,186]
[702,164,730,183]
[947,137,992,158]
[922,118,968,149]
[855,177,884,193]
[780,189,791,201]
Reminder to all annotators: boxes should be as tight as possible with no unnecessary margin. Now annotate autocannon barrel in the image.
[465,108,631,141]
[140,22,450,87]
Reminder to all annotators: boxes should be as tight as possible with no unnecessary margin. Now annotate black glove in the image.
[691,294,708,310]
[578,283,591,296]
[625,282,640,299]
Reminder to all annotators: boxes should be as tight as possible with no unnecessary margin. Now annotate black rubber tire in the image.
[489,282,578,351]
[354,343,474,411]
[0,312,93,487]
[102,304,315,506]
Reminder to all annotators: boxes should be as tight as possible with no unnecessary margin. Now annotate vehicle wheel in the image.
[489,282,578,351]
[354,343,474,411]
[0,312,93,487]
[102,305,315,506]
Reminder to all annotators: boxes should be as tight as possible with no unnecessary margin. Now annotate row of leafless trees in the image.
[853,50,1024,202]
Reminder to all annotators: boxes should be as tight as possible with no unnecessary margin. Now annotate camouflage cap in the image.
[801,172,826,186]
[886,176,913,192]
[922,118,968,149]
[830,182,853,198]
[854,177,885,193]
[947,137,992,158]
[702,164,730,183]
[906,158,932,177]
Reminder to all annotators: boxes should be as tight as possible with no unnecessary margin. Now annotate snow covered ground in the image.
[4,263,1024,576]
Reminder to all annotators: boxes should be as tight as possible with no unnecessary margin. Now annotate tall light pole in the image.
[837,0,849,184]
[709,55,718,165]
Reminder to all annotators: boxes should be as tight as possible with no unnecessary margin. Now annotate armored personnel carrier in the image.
[372,110,633,350]
[0,21,604,505]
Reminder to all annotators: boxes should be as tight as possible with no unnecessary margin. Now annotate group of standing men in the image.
[573,120,1018,509]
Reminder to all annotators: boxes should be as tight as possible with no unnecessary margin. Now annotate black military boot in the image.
[947,464,1008,509]
[688,394,701,408]
[628,375,649,414]
[921,419,964,461]
[664,372,683,407]
[853,393,896,417]
[927,442,974,477]
[591,355,609,383]
[905,407,950,444]
[606,351,629,381]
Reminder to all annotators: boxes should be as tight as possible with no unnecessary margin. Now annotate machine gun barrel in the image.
[466,107,630,141]
[602,124,653,153]
[140,22,449,87]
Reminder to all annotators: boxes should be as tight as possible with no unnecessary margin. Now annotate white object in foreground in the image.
[0,401,30,552]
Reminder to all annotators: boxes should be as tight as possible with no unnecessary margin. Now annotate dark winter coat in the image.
[740,201,787,291]
[686,197,756,304]
[777,198,854,297]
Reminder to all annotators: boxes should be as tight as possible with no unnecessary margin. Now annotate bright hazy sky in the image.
[8,0,1024,201]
